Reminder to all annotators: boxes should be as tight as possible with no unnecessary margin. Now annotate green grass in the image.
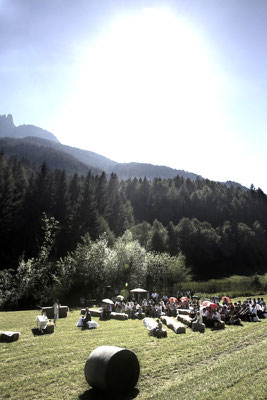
[0,304,267,400]
[179,273,267,299]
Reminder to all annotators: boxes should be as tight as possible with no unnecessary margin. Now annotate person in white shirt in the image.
[53,300,59,325]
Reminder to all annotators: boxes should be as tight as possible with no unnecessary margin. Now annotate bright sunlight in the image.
[54,8,225,171]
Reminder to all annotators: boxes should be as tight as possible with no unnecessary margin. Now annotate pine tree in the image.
[77,172,101,240]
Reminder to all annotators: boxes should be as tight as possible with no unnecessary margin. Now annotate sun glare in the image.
[55,8,223,170]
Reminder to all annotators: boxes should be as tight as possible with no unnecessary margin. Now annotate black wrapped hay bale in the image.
[84,345,140,393]
[59,306,69,318]
[42,305,69,319]
[0,331,20,342]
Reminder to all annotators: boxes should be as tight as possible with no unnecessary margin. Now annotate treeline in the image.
[1,153,267,280]
[0,225,190,308]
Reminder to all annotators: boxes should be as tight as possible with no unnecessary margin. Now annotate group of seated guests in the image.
[112,297,195,319]
[199,297,266,327]
[108,294,267,327]
[222,298,267,322]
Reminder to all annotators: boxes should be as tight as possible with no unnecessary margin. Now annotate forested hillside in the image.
[1,152,266,280]
[107,162,201,180]
[0,137,102,176]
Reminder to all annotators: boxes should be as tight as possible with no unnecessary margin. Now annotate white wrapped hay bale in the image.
[88,308,102,317]
[143,317,157,330]
[176,309,191,315]
[143,318,167,338]
[84,346,140,393]
[161,316,186,334]
[0,331,20,342]
[77,318,99,329]
[177,314,192,327]
[110,312,128,320]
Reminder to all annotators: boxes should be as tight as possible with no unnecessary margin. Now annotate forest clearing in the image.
[1,298,266,400]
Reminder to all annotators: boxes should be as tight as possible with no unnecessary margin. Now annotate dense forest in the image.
[0,152,267,307]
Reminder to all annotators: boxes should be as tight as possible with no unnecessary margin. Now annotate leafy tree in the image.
[130,221,152,249]
[146,251,190,293]
[16,213,58,307]
[112,231,147,291]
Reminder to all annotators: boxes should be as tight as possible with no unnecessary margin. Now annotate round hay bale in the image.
[41,307,54,319]
[59,306,69,318]
[84,345,140,393]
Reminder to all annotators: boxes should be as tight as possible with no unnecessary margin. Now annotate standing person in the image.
[53,300,59,325]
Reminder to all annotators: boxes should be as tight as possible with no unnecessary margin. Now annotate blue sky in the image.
[1,0,267,192]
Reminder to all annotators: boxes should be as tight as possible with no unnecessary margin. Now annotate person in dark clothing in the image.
[83,307,91,328]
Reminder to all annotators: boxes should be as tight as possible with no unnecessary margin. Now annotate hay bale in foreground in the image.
[84,346,140,393]
[110,312,128,320]
[42,306,69,319]
[161,316,186,334]
[0,331,20,342]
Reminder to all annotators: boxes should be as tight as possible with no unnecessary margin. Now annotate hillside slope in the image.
[0,137,102,176]
[108,162,201,180]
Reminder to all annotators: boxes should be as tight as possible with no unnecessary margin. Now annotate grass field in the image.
[0,302,267,400]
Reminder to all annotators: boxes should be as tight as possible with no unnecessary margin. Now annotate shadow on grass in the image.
[79,388,139,400]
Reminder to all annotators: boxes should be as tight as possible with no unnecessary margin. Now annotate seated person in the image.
[83,307,91,327]
[192,310,203,324]
[37,312,49,333]
[149,319,163,336]
[100,303,112,320]
[229,313,241,325]
[211,310,221,328]
[77,308,98,329]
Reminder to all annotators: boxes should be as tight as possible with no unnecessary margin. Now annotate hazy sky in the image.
[1,0,267,192]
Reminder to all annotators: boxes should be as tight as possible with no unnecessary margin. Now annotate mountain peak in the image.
[0,114,60,143]
[0,114,15,129]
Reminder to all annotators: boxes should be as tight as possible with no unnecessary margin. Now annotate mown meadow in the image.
[1,297,267,400]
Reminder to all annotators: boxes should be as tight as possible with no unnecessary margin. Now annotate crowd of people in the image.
[102,293,267,328]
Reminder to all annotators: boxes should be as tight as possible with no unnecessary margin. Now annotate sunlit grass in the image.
[0,303,266,400]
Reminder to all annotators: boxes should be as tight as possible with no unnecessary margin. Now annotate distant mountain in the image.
[0,114,248,189]
[108,162,201,181]
[0,114,59,143]
[224,180,248,191]
[22,136,118,171]
[0,137,102,176]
